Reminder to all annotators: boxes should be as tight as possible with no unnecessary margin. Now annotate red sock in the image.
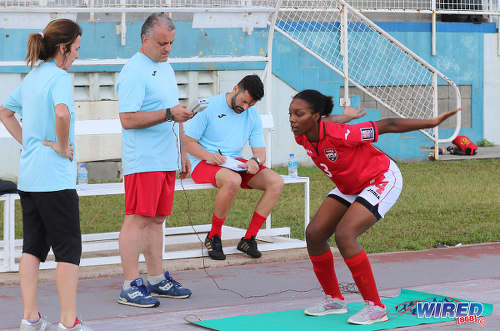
[309,250,344,300]
[208,214,225,238]
[344,250,383,307]
[244,212,267,239]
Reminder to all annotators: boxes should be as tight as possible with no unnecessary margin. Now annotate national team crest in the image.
[324,148,337,162]
[360,127,374,141]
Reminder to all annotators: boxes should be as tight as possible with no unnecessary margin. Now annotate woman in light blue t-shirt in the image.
[0,19,93,331]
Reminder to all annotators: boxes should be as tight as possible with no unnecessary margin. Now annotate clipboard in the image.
[213,156,247,172]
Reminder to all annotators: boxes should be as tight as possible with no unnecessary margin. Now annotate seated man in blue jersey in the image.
[185,75,284,260]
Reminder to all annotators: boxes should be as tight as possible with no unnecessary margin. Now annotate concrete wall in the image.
[75,101,121,162]
[483,34,500,144]
[0,74,22,179]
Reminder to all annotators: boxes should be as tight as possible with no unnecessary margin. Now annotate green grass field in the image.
[1,159,499,253]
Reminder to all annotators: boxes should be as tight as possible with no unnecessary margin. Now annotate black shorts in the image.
[18,189,82,265]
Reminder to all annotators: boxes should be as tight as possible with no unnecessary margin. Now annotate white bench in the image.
[0,115,310,272]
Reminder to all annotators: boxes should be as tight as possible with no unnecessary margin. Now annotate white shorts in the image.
[328,160,403,219]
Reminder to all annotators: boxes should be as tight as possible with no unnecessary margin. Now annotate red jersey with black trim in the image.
[294,120,390,195]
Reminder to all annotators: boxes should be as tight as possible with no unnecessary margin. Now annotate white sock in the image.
[122,279,133,290]
[148,273,165,285]
[58,317,79,330]
[23,320,38,326]
[25,312,41,324]
[58,323,74,330]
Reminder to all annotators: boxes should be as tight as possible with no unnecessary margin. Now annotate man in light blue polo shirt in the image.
[185,75,284,260]
[116,13,193,309]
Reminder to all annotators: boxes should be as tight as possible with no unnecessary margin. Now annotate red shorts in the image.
[124,171,176,217]
[191,158,267,189]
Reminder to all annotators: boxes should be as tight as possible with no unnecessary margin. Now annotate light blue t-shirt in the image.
[184,93,265,171]
[2,61,76,192]
[116,52,180,175]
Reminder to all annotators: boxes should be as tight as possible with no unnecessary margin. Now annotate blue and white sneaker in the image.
[147,271,192,299]
[117,277,160,308]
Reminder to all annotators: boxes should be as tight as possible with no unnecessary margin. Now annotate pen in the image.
[218,148,223,156]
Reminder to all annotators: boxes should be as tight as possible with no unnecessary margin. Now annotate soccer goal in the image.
[276,0,462,156]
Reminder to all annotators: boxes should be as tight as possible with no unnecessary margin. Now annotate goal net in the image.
[276,0,461,145]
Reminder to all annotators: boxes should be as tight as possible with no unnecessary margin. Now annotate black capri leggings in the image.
[19,189,82,265]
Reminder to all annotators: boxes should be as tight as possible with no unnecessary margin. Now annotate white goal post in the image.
[276,0,462,157]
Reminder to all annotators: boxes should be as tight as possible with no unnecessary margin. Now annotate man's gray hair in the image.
[141,13,175,39]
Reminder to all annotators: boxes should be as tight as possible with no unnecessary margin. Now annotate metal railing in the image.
[0,0,277,11]
[280,0,498,14]
[0,0,497,13]
[276,0,462,151]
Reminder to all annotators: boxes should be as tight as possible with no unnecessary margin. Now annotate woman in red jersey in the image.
[289,89,458,325]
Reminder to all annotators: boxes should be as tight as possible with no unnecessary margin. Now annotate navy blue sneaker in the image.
[147,271,192,299]
[117,277,160,308]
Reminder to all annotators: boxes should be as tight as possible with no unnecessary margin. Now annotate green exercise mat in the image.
[193,288,493,331]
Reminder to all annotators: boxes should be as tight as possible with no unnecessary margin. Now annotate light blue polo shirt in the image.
[116,52,180,175]
[184,93,265,171]
[2,61,76,192]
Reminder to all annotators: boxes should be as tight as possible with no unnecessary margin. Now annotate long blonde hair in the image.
[25,18,82,68]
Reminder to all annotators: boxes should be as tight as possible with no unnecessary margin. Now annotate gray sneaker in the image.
[57,321,94,331]
[348,301,388,325]
[19,315,57,331]
[304,296,347,316]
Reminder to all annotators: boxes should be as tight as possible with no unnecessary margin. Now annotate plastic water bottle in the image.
[77,164,88,185]
[288,153,298,177]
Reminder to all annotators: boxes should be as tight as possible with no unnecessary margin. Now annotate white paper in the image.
[217,156,247,172]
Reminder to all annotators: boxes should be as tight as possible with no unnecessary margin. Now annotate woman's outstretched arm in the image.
[377,109,460,135]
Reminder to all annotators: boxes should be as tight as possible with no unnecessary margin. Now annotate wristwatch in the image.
[165,108,174,122]
[250,156,260,166]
